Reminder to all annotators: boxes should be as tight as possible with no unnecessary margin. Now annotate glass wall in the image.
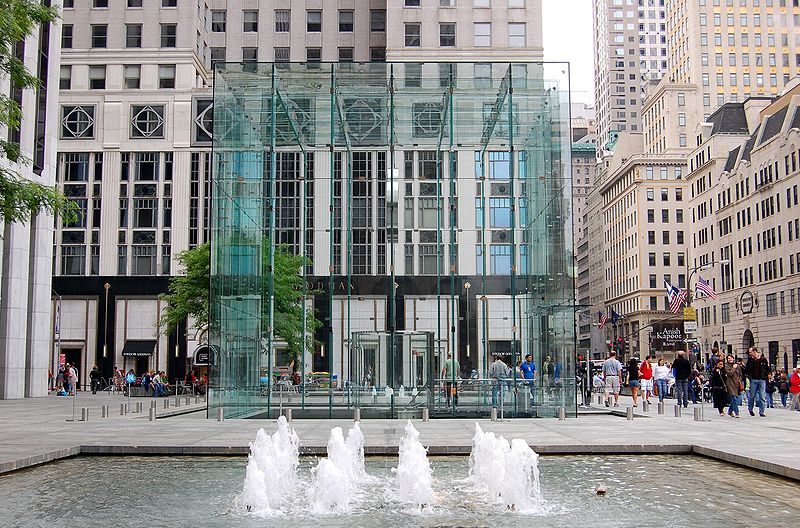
[209,62,574,419]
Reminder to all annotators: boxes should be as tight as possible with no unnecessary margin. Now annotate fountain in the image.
[393,420,433,508]
[307,422,370,514]
[241,415,300,513]
[469,423,543,511]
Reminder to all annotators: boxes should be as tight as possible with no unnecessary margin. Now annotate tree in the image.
[0,1,76,226]
[160,242,320,372]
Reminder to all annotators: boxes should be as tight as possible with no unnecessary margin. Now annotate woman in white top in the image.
[652,358,671,403]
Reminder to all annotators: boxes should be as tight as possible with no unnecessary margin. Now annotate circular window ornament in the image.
[131,105,164,138]
[62,106,95,138]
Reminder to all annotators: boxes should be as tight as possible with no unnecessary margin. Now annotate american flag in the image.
[665,279,688,313]
[598,311,609,329]
[695,276,718,300]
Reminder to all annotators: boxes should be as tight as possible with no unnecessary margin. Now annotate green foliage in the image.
[0,1,77,226]
[161,242,321,371]
[159,243,211,335]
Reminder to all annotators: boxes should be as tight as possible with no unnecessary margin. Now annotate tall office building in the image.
[52,0,556,397]
[0,5,62,398]
[593,0,669,148]
[666,0,800,116]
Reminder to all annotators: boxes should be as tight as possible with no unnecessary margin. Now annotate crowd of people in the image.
[595,346,800,416]
[50,365,207,397]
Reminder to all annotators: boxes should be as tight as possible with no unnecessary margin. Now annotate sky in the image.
[542,0,595,105]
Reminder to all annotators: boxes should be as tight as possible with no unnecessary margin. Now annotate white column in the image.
[26,214,55,397]
[0,221,32,398]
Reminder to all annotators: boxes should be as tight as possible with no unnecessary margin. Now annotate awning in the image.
[121,340,156,357]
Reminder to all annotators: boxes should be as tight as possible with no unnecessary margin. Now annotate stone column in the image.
[26,213,54,397]
[0,221,32,398]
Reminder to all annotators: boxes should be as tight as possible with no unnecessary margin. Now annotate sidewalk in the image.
[1,392,799,481]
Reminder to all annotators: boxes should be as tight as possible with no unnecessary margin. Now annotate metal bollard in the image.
[491,407,498,421]
[658,401,665,415]
[195,396,199,405]
[151,400,157,410]
[101,405,108,418]
[81,407,89,422]
[693,407,702,421]
[185,396,190,406]
[558,406,566,420]
[216,407,224,421]
[354,408,361,422]
[422,407,430,422]
[674,405,682,417]
[283,408,292,422]
[138,402,144,414]
[626,406,634,420]
[120,403,126,415]
[597,394,603,405]
[642,400,650,412]
[163,399,169,409]
[175,397,181,407]
[149,407,156,421]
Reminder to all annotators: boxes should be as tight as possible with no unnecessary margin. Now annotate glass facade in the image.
[209,62,574,418]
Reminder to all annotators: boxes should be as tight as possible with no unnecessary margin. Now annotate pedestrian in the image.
[55,368,64,394]
[653,357,670,403]
[489,355,509,409]
[626,356,640,407]
[777,371,790,407]
[441,352,460,409]
[744,347,769,417]
[766,372,777,408]
[724,354,744,418]
[89,365,101,394]
[519,354,536,406]
[709,359,727,415]
[790,368,800,411]
[672,351,692,408]
[601,350,623,407]
[639,355,654,403]
[67,363,78,395]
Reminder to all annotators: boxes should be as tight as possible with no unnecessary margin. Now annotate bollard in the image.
[674,405,682,417]
[101,405,107,418]
[175,397,181,407]
[185,396,190,406]
[422,407,430,422]
[626,406,634,420]
[151,400,157,410]
[149,407,156,421]
[693,407,702,421]
[120,403,125,416]
[354,408,361,422]
[283,408,293,422]
[558,406,566,420]
[491,407,498,421]
[216,407,224,421]
[596,394,603,405]
[658,401,665,415]
[81,407,89,422]
[642,400,650,412]
[195,396,199,405]
[163,399,169,409]
[138,402,144,414]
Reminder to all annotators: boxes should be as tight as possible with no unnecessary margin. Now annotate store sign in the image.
[740,291,754,314]
[684,321,698,333]
[193,345,212,366]
[651,324,685,349]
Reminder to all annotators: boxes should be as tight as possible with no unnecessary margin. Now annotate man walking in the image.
[745,346,769,417]
[489,355,509,408]
[673,351,692,408]
[442,352,460,408]
[602,350,623,407]
[519,354,536,405]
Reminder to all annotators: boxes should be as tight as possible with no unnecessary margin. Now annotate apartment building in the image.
[0,5,62,398]
[689,83,800,368]
[51,0,551,390]
[593,0,669,147]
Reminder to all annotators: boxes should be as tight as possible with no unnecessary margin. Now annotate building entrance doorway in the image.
[62,347,83,391]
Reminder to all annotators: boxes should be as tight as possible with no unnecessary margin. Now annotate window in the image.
[89,66,106,89]
[130,106,165,138]
[647,209,655,223]
[508,23,526,47]
[662,231,670,244]
[371,10,386,32]
[61,245,85,275]
[405,0,421,6]
[132,245,156,275]
[307,11,322,32]
[274,47,289,63]
[721,303,730,323]
[663,253,671,266]
[405,23,420,46]
[306,48,321,63]
[339,10,354,32]
[646,189,654,201]
[93,0,108,7]
[210,48,226,69]
[242,48,257,72]
[490,244,512,275]
[123,65,140,89]
[59,65,71,90]
[158,65,176,88]
[766,293,777,316]
[211,11,226,32]
[161,24,176,47]
[133,198,157,228]
[662,210,669,222]
[61,106,95,139]
[419,244,442,275]
[274,10,290,32]
[370,47,386,62]
[489,198,511,228]
[62,24,73,48]
[648,231,655,244]
[91,25,107,48]
[243,11,258,32]
[440,23,456,46]
[678,113,686,126]
[677,93,685,106]
[162,0,176,6]
[126,24,142,47]
[127,0,142,6]
[338,47,353,62]
[63,0,74,6]
[474,23,491,46]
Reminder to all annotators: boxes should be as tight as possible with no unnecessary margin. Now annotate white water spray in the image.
[308,422,369,514]
[241,416,300,513]
[394,420,433,508]
[468,423,543,512]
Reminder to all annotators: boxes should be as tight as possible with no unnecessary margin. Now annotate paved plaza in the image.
[1,392,799,482]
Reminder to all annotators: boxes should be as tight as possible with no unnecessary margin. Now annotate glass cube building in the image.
[209,62,575,419]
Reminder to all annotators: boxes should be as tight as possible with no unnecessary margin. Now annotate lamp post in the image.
[103,282,110,359]
[464,282,471,359]
[52,289,62,391]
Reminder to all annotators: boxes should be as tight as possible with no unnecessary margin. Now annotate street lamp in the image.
[464,282,471,358]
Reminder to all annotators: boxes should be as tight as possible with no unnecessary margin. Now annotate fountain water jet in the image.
[308,422,369,514]
[469,423,543,512]
[393,420,433,509]
[241,415,300,513]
